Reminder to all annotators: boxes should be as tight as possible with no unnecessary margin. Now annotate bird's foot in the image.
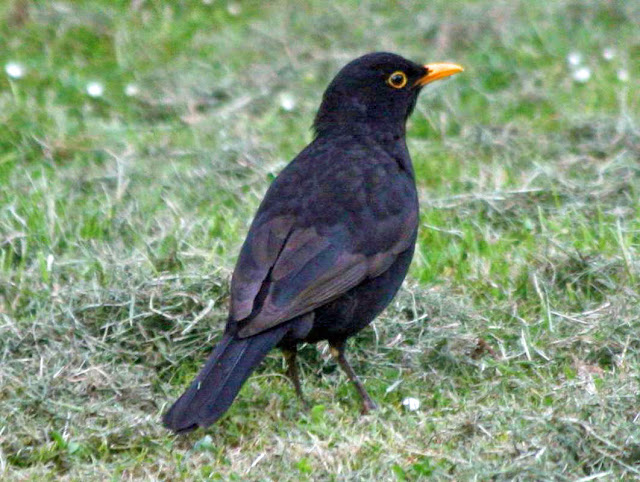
[360,397,378,414]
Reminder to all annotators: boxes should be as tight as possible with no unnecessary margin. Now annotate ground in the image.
[1,0,639,480]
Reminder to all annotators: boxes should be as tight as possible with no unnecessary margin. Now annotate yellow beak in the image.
[415,63,464,87]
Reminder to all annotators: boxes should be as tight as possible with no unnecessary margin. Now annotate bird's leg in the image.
[283,347,308,408]
[330,340,377,413]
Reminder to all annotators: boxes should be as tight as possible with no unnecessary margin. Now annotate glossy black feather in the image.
[164,52,435,432]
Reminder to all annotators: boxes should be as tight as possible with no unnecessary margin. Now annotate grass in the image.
[1,0,639,479]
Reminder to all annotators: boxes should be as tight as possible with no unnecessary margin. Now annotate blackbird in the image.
[163,52,463,433]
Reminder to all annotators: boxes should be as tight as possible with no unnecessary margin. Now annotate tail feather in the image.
[163,325,289,433]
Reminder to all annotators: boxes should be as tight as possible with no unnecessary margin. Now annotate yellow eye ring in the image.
[387,71,407,89]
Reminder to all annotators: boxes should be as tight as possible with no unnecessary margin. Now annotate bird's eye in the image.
[387,71,407,89]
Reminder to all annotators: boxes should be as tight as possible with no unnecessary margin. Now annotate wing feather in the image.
[230,202,417,338]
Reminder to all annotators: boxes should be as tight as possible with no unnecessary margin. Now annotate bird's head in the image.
[313,52,463,137]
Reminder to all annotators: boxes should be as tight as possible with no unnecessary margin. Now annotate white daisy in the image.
[572,67,591,83]
[86,82,105,98]
[5,62,25,79]
[566,52,582,67]
[279,92,296,111]
[617,69,629,82]
[402,397,420,411]
[602,47,615,61]
[227,3,241,15]
[125,83,140,96]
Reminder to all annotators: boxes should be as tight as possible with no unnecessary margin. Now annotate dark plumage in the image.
[163,52,463,433]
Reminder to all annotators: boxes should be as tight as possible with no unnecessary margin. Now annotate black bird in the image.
[163,52,463,433]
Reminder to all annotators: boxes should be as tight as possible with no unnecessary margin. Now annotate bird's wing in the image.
[230,208,417,338]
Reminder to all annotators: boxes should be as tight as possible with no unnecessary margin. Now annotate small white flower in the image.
[279,92,296,111]
[617,69,629,82]
[202,0,213,4]
[227,3,241,15]
[86,81,104,98]
[125,83,139,96]
[194,434,214,451]
[402,397,420,411]
[567,52,582,67]
[5,62,25,79]
[602,47,615,61]
[572,67,591,83]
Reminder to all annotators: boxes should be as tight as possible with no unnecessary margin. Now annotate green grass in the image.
[1,0,639,479]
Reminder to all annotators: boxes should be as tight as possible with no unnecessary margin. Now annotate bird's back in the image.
[226,132,419,342]
[252,133,418,254]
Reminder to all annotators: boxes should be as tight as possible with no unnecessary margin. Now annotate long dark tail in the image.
[163,325,289,433]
